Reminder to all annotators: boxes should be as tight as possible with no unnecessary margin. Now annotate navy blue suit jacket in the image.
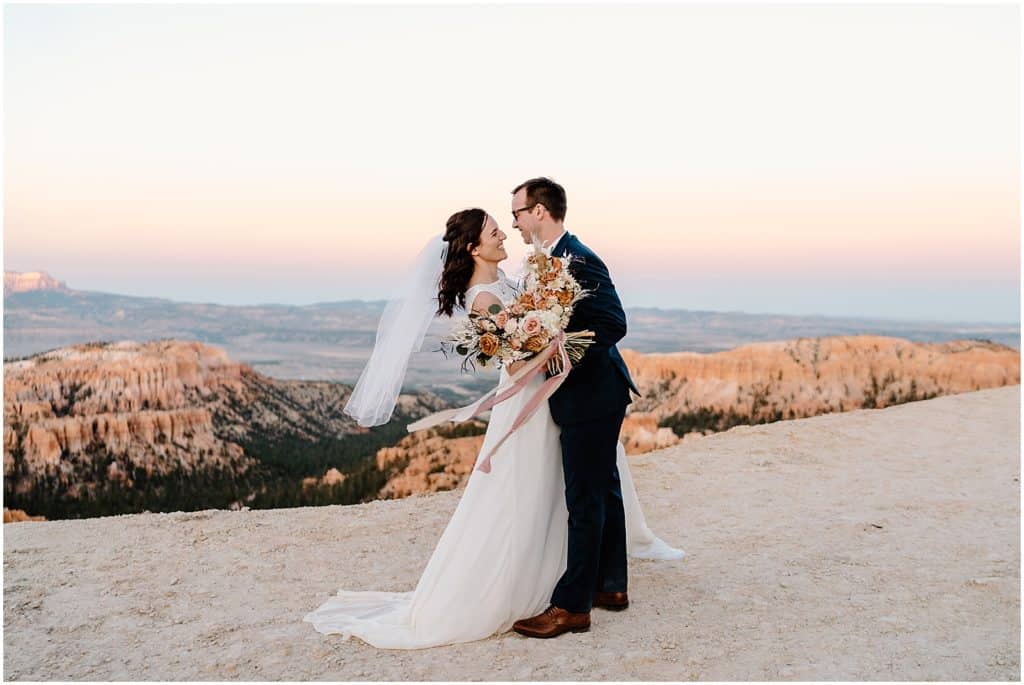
[547,232,640,425]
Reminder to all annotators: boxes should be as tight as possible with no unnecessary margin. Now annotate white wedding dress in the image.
[304,273,684,649]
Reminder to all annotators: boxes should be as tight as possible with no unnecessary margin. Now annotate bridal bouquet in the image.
[414,248,596,473]
[442,251,594,373]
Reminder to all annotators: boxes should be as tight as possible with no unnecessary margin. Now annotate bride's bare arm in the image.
[469,290,502,318]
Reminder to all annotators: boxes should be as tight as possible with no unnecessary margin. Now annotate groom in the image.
[509,177,641,639]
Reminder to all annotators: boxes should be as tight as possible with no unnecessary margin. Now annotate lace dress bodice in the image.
[463,268,518,313]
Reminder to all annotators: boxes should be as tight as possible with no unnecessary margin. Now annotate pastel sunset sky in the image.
[4,3,1020,322]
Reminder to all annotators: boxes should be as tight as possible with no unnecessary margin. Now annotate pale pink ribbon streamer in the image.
[406,332,572,474]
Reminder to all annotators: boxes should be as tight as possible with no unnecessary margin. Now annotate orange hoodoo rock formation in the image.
[375,423,488,500]
[3,508,45,523]
[374,335,1019,498]
[4,341,254,494]
[621,336,1019,437]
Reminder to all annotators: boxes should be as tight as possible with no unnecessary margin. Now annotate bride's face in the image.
[471,215,508,263]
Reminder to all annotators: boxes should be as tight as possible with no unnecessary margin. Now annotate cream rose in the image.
[522,314,542,336]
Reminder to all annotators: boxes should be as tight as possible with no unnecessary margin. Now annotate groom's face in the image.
[511,189,539,245]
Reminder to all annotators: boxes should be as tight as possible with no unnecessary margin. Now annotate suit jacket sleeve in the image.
[564,251,627,374]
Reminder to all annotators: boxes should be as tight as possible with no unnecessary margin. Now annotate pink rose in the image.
[494,310,509,328]
[522,314,542,336]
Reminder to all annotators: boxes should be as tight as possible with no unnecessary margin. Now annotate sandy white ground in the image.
[3,386,1019,681]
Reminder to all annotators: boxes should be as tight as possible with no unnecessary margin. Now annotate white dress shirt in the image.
[540,229,567,257]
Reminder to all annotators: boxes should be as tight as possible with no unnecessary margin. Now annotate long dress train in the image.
[303,365,684,649]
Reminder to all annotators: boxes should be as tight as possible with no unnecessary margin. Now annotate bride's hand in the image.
[506,359,528,376]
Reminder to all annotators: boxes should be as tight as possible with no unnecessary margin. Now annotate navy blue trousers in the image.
[550,406,628,614]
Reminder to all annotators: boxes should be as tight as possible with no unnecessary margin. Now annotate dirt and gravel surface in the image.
[4,386,1019,681]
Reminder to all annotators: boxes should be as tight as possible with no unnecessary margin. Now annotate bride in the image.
[303,208,683,649]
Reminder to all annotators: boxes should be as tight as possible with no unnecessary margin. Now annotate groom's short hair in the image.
[512,177,567,222]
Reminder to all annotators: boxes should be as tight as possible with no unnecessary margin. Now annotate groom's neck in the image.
[534,223,565,248]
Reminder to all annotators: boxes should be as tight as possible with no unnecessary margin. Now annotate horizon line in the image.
[3,280,1020,329]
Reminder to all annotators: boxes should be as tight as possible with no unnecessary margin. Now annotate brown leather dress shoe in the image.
[512,605,590,639]
[592,591,629,611]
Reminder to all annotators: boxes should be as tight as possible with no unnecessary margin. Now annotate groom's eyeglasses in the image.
[511,203,538,220]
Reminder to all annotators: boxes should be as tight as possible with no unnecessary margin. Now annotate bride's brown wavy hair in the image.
[437,208,487,317]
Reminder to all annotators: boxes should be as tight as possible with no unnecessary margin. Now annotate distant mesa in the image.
[4,270,67,296]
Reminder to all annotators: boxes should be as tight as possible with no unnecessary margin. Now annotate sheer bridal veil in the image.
[343,233,448,427]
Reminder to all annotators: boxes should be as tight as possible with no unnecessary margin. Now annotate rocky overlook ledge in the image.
[3,386,1018,680]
